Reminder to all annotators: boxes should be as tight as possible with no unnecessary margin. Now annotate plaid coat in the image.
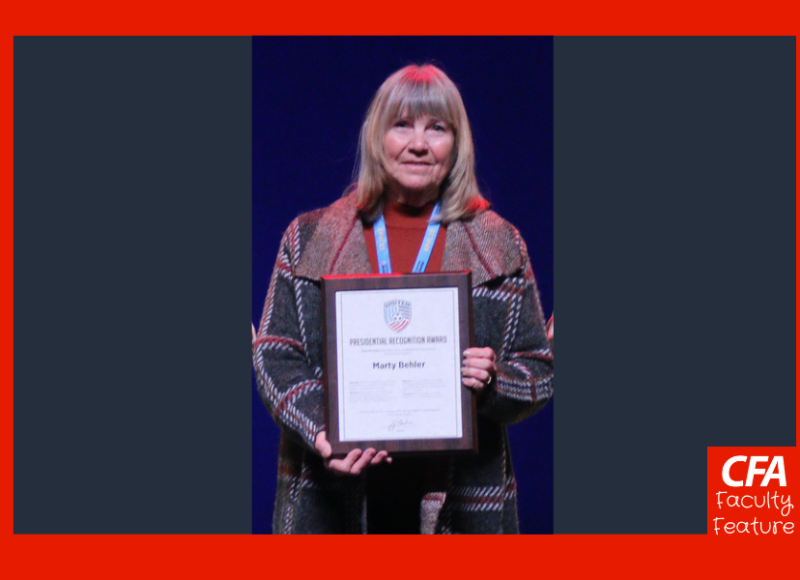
[253,194,553,534]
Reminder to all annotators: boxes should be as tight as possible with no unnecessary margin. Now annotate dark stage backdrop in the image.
[251,37,555,534]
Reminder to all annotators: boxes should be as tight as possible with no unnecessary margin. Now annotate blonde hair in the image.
[351,64,489,223]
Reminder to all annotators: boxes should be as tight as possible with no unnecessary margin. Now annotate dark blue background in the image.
[252,37,554,533]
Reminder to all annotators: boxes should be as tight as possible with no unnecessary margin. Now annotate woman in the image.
[253,64,553,534]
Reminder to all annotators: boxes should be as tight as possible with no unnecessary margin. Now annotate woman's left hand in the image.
[462,347,497,394]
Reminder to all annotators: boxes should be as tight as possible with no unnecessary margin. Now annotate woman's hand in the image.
[314,431,391,476]
[462,347,497,394]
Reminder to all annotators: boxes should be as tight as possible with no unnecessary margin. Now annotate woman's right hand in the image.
[314,431,391,476]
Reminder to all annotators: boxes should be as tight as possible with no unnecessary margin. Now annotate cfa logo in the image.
[722,456,787,487]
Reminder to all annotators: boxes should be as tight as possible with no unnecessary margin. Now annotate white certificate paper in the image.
[335,287,462,442]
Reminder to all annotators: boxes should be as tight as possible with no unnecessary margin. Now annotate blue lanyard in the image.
[374,201,442,274]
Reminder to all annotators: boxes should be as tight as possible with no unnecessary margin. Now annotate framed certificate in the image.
[321,272,477,456]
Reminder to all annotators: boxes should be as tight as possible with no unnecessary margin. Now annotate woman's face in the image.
[382,113,455,202]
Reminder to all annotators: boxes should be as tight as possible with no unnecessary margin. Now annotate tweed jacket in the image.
[253,194,553,534]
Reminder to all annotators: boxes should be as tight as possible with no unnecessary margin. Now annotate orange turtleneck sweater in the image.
[363,198,447,274]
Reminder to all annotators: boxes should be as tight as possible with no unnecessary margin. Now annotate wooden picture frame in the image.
[321,272,477,456]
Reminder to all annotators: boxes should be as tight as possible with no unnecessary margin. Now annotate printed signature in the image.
[388,418,412,432]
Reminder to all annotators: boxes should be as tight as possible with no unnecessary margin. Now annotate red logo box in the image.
[708,447,797,537]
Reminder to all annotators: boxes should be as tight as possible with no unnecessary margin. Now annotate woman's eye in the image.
[393,119,410,128]
[431,123,447,132]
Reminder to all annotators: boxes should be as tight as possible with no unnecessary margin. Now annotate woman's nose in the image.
[408,129,428,152]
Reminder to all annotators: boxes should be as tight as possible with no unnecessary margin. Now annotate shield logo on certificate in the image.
[384,300,411,332]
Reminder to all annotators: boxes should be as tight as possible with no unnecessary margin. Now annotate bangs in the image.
[381,79,457,127]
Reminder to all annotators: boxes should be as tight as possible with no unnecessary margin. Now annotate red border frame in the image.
[4,2,798,577]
